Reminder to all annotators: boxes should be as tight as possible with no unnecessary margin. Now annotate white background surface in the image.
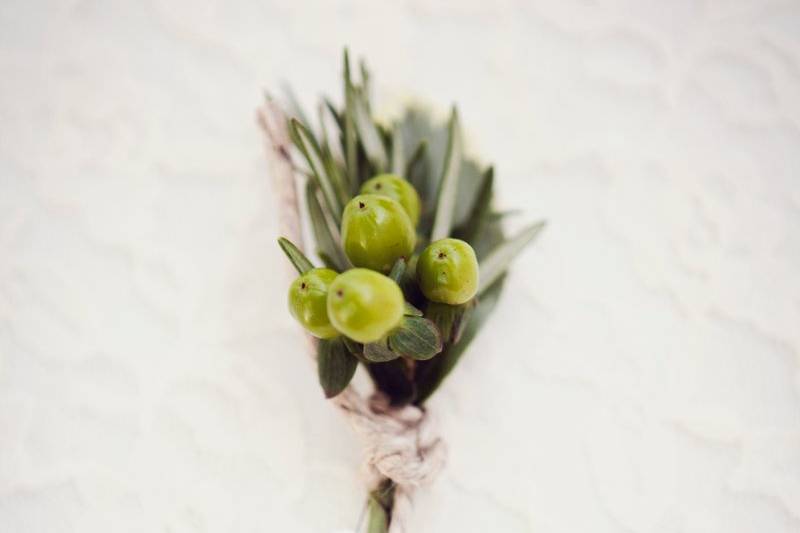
[2,1,800,532]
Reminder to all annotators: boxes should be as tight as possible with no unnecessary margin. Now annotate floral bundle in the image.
[258,50,544,532]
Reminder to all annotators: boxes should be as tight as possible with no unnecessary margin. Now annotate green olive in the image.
[360,174,422,226]
[327,268,404,343]
[341,194,416,273]
[417,238,479,305]
[287,268,339,339]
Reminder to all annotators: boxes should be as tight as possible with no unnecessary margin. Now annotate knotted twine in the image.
[258,98,447,533]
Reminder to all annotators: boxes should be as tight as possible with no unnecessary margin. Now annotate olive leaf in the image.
[341,336,370,365]
[323,97,343,131]
[425,300,476,345]
[455,166,494,243]
[343,49,358,192]
[353,86,388,172]
[405,139,427,189]
[317,252,338,270]
[478,220,547,295]
[359,59,372,111]
[278,237,314,274]
[391,123,405,175]
[317,337,357,398]
[306,181,349,271]
[388,257,406,283]
[318,102,346,172]
[430,108,463,241]
[388,316,443,360]
[414,277,505,404]
[280,82,312,130]
[363,337,399,362]
[289,119,345,223]
[404,302,423,316]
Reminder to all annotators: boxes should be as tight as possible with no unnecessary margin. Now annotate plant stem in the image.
[366,478,395,533]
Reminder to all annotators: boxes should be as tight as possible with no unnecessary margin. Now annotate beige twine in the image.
[258,98,446,533]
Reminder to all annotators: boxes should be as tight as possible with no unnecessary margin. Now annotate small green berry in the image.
[327,268,404,343]
[341,194,416,273]
[288,268,339,339]
[417,238,479,305]
[360,174,422,226]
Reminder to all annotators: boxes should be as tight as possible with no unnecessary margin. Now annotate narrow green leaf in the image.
[388,257,406,283]
[324,98,343,131]
[414,277,505,404]
[343,50,358,193]
[341,337,370,365]
[388,316,443,360]
[404,302,423,316]
[340,336,357,354]
[321,144,349,206]
[360,59,372,111]
[280,83,311,129]
[425,300,475,344]
[317,338,357,398]
[485,209,522,222]
[430,108,463,241]
[278,237,314,274]
[478,220,546,295]
[405,140,428,190]
[290,119,344,224]
[317,103,346,184]
[458,166,494,242]
[363,338,399,362]
[317,252,338,270]
[306,182,350,271]
[353,87,388,171]
[391,123,404,175]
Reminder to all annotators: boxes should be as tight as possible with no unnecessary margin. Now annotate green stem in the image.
[365,478,395,533]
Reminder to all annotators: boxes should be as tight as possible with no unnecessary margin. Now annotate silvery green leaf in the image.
[425,300,475,344]
[414,277,505,403]
[360,59,372,110]
[318,101,345,167]
[430,108,463,241]
[277,237,313,274]
[343,50,358,192]
[391,123,404,175]
[478,220,546,295]
[388,257,406,283]
[306,181,350,271]
[280,83,311,129]
[388,316,443,360]
[317,252,338,270]
[353,87,388,171]
[363,338,398,362]
[317,337,357,399]
[290,119,344,224]
[323,98,343,130]
[404,302,423,317]
[404,140,427,188]
[456,166,494,243]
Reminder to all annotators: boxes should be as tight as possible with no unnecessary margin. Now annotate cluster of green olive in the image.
[288,173,479,344]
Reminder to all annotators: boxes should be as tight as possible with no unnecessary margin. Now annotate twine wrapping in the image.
[258,98,446,532]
